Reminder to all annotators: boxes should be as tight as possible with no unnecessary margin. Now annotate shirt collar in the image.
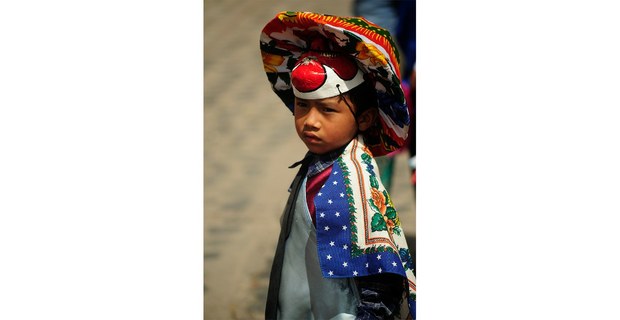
[289,144,348,177]
[307,144,347,177]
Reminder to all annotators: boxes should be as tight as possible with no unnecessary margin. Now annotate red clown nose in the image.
[291,54,364,99]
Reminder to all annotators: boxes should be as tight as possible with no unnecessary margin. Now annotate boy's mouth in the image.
[303,132,321,143]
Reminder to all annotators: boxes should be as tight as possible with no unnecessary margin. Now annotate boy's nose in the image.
[304,107,320,129]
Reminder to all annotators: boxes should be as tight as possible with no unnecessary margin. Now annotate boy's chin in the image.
[306,146,328,155]
[305,142,347,155]
[304,143,329,155]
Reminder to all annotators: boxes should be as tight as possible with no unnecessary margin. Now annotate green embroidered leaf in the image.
[361,153,371,161]
[371,213,387,232]
[377,245,392,253]
[385,207,397,220]
[393,226,402,236]
[367,198,380,214]
[370,175,379,189]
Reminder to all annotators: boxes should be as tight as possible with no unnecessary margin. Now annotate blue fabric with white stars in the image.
[314,160,406,279]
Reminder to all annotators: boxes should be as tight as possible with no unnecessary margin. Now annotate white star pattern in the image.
[312,160,407,283]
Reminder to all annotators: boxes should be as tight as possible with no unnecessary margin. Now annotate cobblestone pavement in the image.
[204,1,415,319]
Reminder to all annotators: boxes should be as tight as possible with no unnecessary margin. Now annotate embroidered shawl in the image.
[313,135,416,315]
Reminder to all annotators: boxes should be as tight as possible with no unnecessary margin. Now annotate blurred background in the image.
[204,0,415,318]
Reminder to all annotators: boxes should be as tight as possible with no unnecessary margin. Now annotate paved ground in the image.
[204,1,415,319]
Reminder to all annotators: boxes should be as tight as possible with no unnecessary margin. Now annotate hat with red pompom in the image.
[260,11,409,157]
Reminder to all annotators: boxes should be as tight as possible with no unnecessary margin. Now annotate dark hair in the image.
[346,81,378,117]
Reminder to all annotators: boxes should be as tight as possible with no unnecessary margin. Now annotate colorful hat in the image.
[260,11,410,157]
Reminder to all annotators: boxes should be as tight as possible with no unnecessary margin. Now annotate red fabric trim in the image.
[305,166,333,226]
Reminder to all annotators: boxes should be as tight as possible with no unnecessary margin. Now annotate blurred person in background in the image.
[353,0,416,191]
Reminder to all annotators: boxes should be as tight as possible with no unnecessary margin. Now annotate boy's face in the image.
[294,95,358,155]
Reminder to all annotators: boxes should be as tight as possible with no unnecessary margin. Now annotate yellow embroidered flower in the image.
[262,52,285,73]
[356,42,387,66]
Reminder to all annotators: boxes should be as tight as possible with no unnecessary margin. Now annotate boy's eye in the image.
[322,107,336,112]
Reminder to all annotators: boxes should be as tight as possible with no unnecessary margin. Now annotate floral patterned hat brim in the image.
[260,11,410,157]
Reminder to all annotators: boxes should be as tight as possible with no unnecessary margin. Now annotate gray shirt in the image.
[278,178,360,320]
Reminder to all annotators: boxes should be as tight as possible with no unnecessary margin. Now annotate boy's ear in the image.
[357,108,378,131]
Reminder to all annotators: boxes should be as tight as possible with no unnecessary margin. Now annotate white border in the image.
[0,1,202,319]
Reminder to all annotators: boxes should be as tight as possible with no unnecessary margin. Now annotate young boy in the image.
[260,12,416,320]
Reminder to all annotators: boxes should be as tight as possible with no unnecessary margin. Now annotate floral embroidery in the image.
[358,151,401,237]
[399,248,415,271]
[356,42,388,66]
[368,182,402,236]
[370,188,386,215]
